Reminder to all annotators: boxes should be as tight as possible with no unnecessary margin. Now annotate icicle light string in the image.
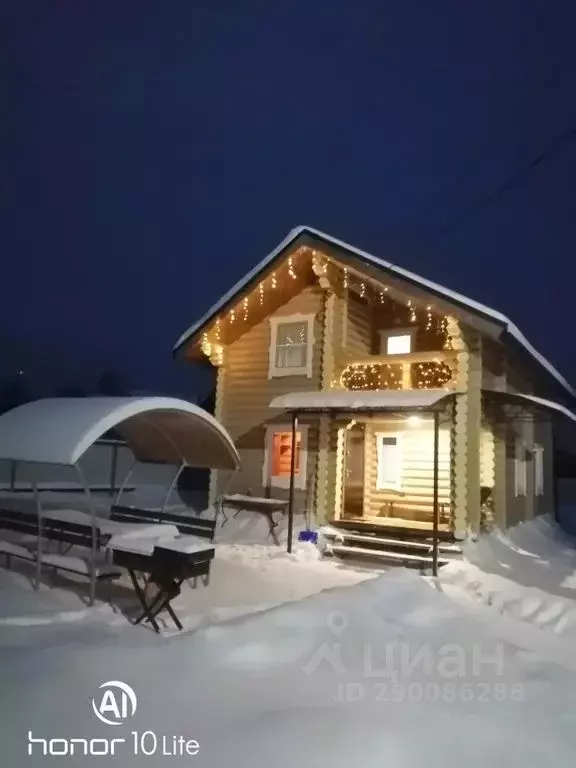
[200,251,453,355]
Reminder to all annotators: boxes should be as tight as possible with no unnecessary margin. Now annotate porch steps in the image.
[333,531,462,555]
[327,544,452,568]
[323,522,462,570]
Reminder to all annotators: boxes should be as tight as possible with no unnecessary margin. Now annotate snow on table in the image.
[156,535,215,555]
[109,532,213,557]
[223,494,288,507]
[16,504,179,541]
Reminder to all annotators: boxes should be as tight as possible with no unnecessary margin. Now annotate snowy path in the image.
[2,570,576,766]
[2,515,576,765]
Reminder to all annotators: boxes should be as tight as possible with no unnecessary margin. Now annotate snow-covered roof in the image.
[174,225,575,399]
[0,397,240,470]
[269,389,456,412]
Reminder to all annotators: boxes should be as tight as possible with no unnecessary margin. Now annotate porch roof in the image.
[482,390,576,424]
[269,389,457,413]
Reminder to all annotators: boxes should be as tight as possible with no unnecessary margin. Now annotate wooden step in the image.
[332,519,456,542]
[329,531,462,555]
[328,543,450,567]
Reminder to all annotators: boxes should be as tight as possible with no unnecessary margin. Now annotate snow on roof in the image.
[174,225,575,399]
[0,397,240,470]
[269,389,456,412]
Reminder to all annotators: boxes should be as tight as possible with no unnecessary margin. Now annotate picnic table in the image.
[221,494,289,545]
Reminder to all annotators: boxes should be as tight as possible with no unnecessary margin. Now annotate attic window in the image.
[269,314,315,378]
[379,329,415,355]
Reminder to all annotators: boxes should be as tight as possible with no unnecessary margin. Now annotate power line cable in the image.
[438,125,576,233]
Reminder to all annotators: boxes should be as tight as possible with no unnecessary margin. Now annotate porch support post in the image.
[432,410,440,577]
[287,411,299,554]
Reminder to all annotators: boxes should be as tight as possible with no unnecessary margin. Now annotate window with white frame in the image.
[263,424,308,490]
[269,314,315,378]
[376,433,403,490]
[514,439,527,497]
[379,329,414,355]
[534,443,544,496]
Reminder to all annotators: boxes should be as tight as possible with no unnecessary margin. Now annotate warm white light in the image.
[406,415,422,427]
[387,334,412,354]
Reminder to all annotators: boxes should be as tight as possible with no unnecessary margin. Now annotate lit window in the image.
[534,443,544,496]
[264,425,308,489]
[272,431,301,477]
[269,314,315,378]
[379,330,413,355]
[376,433,402,490]
[514,439,527,497]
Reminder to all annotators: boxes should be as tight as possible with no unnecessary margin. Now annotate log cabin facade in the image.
[174,226,576,538]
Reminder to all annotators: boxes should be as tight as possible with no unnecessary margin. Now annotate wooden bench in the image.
[110,505,217,541]
[0,507,121,584]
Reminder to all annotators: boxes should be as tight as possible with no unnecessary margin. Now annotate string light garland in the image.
[198,247,458,377]
[341,360,454,391]
[341,363,403,391]
[412,361,454,389]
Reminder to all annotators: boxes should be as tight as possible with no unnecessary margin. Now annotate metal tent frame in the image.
[0,396,240,604]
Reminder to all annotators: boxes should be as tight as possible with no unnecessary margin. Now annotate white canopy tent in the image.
[0,396,240,470]
[0,397,240,604]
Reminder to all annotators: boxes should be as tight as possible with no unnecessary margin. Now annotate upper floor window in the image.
[269,314,315,378]
[379,328,414,356]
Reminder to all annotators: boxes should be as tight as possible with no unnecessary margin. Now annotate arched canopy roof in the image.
[0,397,240,470]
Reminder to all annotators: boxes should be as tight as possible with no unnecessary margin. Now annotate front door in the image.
[343,424,364,519]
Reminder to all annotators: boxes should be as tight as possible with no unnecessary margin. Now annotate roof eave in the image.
[173,225,575,399]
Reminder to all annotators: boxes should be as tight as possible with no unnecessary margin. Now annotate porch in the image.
[270,389,457,573]
[339,413,452,529]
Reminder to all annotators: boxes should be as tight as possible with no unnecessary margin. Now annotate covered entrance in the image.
[270,389,458,573]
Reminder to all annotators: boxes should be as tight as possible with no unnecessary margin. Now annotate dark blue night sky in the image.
[3,1,576,398]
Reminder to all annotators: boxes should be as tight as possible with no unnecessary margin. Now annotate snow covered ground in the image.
[2,506,576,765]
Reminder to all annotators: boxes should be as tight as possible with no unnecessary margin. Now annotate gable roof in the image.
[174,225,575,399]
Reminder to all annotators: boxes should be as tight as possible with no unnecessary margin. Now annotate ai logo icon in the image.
[91,680,137,726]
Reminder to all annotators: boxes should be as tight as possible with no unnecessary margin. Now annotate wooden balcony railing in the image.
[339,351,457,391]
